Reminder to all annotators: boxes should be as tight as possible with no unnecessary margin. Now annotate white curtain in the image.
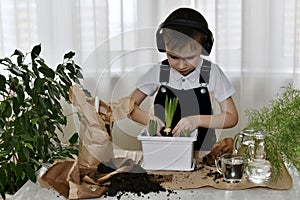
[0,0,299,149]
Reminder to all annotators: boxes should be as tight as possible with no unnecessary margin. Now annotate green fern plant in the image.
[246,84,300,180]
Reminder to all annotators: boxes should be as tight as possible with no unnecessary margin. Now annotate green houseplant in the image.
[0,44,83,198]
[246,84,300,180]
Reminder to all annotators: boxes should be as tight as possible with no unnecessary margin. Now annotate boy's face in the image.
[166,45,202,76]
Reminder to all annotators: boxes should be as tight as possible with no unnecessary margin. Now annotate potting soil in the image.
[97,161,176,199]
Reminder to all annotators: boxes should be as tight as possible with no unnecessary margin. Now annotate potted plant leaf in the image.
[246,84,300,180]
[160,96,178,136]
[148,96,192,137]
[0,44,83,198]
[148,119,158,136]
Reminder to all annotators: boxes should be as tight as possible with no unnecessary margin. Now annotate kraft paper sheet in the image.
[148,152,293,191]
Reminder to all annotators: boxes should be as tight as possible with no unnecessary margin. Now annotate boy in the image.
[129,8,238,150]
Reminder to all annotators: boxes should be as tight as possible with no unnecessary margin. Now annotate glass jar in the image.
[245,131,272,183]
[233,127,256,157]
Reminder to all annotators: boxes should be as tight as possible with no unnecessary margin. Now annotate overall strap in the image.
[199,59,211,84]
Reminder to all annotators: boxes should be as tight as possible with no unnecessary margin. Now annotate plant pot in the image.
[137,129,198,171]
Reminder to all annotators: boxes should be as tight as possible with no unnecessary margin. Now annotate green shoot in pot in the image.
[148,119,157,136]
[180,130,190,137]
[164,96,179,135]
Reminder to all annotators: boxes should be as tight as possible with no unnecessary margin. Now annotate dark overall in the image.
[154,59,216,151]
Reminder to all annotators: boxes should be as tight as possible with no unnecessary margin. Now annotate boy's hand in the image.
[172,115,199,136]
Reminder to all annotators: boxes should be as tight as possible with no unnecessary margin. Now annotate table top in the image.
[7,150,300,200]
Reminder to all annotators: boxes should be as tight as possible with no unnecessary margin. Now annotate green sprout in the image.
[164,96,179,135]
[180,130,190,137]
[148,119,158,136]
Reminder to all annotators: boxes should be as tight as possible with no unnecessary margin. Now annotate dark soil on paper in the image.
[206,169,223,182]
[97,157,225,199]
[199,159,224,183]
[98,162,176,199]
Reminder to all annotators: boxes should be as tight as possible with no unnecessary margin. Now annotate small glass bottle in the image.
[245,130,272,183]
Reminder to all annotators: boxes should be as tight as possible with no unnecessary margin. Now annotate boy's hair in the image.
[162,29,202,54]
[156,8,213,55]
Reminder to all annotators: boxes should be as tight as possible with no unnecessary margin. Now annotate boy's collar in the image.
[171,58,203,83]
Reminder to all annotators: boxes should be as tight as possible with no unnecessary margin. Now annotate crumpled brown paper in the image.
[39,85,135,199]
[39,157,136,199]
[39,159,108,199]
[202,137,234,165]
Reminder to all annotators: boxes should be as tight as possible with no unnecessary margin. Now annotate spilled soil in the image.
[96,158,225,199]
[97,161,176,199]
